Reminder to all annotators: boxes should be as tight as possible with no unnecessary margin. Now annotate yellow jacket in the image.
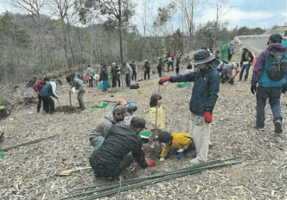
[161,132,193,158]
[149,106,165,129]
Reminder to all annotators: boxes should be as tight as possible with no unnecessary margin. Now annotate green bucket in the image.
[177,83,187,87]
[138,129,167,139]
[91,102,109,108]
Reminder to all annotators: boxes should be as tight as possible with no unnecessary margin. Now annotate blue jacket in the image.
[170,68,220,116]
[40,82,58,98]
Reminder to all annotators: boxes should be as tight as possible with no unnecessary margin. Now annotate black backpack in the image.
[130,83,139,89]
[266,50,287,81]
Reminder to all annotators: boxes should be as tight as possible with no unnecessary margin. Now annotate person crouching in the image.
[158,131,196,161]
[89,116,155,179]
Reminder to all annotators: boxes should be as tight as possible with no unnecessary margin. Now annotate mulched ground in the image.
[0,46,287,199]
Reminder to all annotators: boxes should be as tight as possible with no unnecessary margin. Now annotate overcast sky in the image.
[1,0,286,33]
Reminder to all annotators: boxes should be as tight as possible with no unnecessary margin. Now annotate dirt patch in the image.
[55,106,78,114]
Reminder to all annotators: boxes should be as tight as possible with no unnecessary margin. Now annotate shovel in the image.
[69,90,72,107]
[56,166,92,176]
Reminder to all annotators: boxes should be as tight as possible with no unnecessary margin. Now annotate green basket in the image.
[177,83,187,87]
[91,102,109,108]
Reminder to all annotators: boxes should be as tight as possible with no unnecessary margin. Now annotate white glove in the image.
[71,87,76,93]
[177,148,184,153]
[159,157,165,162]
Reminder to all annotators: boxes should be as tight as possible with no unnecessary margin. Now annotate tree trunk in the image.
[118,0,124,65]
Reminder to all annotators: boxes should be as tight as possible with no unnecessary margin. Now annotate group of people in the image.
[28,33,287,180]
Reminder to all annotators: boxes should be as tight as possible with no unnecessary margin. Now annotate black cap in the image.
[114,105,129,117]
[130,116,146,129]
[267,33,283,45]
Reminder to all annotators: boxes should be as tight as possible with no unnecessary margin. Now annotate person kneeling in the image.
[158,131,196,161]
[89,116,154,179]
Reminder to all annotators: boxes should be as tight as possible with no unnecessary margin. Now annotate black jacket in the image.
[100,66,108,81]
[144,62,151,71]
[240,50,254,66]
[94,123,148,168]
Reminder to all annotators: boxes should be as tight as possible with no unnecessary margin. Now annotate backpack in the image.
[266,50,287,81]
[130,83,139,89]
[0,105,10,119]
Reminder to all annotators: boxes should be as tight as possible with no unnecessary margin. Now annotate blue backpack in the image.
[266,50,287,81]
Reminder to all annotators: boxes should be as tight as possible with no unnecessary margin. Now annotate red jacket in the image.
[33,79,46,93]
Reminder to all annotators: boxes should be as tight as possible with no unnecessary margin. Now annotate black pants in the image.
[89,77,93,87]
[157,68,162,77]
[117,76,121,87]
[144,70,150,80]
[176,67,180,75]
[132,72,137,81]
[37,94,45,112]
[168,62,174,72]
[228,53,232,61]
[112,77,117,88]
[42,96,55,114]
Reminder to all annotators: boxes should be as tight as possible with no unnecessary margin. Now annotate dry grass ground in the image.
[0,49,287,199]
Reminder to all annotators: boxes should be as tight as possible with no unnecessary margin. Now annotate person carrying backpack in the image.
[251,33,287,133]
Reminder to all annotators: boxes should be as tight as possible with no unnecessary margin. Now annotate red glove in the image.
[147,160,155,166]
[236,69,240,74]
[158,77,170,85]
[204,112,212,123]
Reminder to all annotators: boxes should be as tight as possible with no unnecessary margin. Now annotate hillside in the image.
[0,59,286,199]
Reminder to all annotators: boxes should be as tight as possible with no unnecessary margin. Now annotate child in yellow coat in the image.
[158,131,196,161]
[149,93,165,148]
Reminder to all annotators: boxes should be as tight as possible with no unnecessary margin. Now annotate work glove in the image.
[159,157,165,162]
[204,112,212,123]
[147,160,155,167]
[158,77,170,85]
[177,153,183,159]
[177,148,184,153]
[251,85,257,94]
[282,85,287,94]
[235,69,240,74]
[71,87,76,94]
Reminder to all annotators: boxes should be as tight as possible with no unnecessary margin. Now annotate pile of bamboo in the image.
[60,157,241,200]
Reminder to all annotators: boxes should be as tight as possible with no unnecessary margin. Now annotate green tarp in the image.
[220,41,229,61]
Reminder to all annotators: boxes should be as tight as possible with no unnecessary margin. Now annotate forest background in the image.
[0,0,270,84]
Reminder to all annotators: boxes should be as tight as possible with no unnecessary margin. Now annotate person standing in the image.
[157,57,163,77]
[111,62,118,89]
[99,64,108,92]
[176,57,181,75]
[68,77,86,110]
[33,77,50,113]
[251,33,287,133]
[239,47,254,81]
[228,43,234,61]
[87,65,95,87]
[144,60,151,80]
[167,56,173,72]
[159,49,220,165]
[124,62,132,87]
[130,61,137,81]
[40,79,60,114]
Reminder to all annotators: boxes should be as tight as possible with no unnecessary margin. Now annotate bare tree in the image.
[177,0,205,51]
[213,0,231,48]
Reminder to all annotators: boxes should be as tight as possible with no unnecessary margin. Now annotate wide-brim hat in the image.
[192,49,215,65]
